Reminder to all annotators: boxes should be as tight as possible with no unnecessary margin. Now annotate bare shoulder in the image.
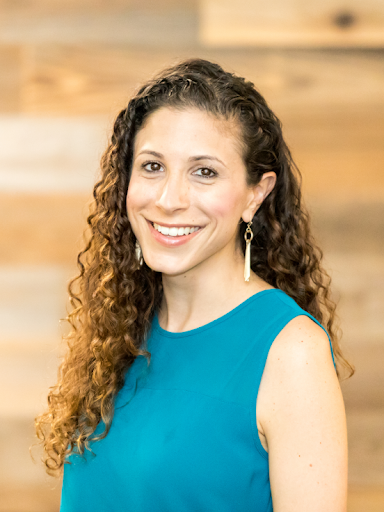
[257,314,340,432]
[267,314,336,374]
[256,315,348,511]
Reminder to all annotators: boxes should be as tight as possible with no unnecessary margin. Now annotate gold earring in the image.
[135,240,143,267]
[244,221,253,282]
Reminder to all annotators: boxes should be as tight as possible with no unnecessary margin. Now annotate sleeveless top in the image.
[60,288,336,511]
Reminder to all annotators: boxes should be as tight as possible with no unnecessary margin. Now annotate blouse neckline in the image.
[153,288,284,339]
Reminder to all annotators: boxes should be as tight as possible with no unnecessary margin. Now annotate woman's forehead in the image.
[134,106,244,160]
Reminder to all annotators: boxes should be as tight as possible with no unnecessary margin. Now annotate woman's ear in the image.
[242,172,277,222]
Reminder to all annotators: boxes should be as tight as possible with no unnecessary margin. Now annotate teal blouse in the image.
[60,288,336,511]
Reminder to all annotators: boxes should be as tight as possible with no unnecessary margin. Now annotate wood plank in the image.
[322,252,384,343]
[340,343,384,409]
[24,47,384,115]
[0,45,22,113]
[200,0,384,47]
[0,116,107,193]
[348,487,384,512]
[281,110,384,202]
[23,46,196,115]
[346,410,384,486]
[309,201,384,254]
[0,194,88,265]
[0,419,63,489]
[0,0,196,13]
[211,49,384,110]
[0,266,70,348]
[0,3,197,45]
[0,350,62,418]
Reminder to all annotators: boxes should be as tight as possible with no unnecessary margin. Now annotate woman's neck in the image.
[157,250,273,332]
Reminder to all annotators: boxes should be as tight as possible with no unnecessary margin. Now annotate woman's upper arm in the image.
[260,315,348,512]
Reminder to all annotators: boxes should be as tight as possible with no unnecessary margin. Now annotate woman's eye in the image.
[195,167,217,179]
[142,162,162,172]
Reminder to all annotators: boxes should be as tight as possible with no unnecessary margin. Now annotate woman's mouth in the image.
[146,219,203,247]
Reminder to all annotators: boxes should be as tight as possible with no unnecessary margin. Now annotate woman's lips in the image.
[146,219,203,247]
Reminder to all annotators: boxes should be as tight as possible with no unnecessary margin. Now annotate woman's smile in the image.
[146,218,204,247]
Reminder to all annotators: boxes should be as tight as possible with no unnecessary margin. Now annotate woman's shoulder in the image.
[257,313,341,438]
[267,314,335,371]
[256,314,348,508]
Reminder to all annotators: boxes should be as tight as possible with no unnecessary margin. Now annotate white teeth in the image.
[153,223,200,236]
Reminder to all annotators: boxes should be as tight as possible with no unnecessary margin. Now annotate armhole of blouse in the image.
[250,299,337,460]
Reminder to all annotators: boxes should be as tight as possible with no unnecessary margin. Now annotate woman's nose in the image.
[155,172,190,213]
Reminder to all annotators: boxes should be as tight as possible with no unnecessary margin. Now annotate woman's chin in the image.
[144,257,193,277]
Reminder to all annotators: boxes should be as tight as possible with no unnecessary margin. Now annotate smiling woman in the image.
[127,106,275,267]
[35,58,353,512]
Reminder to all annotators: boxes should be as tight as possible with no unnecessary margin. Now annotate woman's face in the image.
[127,106,265,277]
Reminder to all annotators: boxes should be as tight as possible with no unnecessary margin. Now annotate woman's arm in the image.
[258,315,348,512]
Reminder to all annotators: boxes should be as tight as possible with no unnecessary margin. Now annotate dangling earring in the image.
[244,221,253,282]
[135,240,143,267]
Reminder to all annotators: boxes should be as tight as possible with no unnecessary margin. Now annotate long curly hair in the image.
[35,57,354,475]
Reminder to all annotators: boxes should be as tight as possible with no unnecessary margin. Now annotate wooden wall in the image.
[0,1,383,510]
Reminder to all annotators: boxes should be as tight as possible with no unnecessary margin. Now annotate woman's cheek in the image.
[208,191,240,221]
[127,179,152,211]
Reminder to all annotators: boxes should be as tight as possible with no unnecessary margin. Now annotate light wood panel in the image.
[0,2,197,45]
[0,46,22,112]
[0,194,88,265]
[0,266,70,348]
[0,116,107,193]
[200,0,384,47]
[0,351,62,418]
[348,487,384,512]
[0,0,196,13]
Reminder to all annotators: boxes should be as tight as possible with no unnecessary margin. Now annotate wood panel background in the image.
[200,0,384,47]
[0,1,383,510]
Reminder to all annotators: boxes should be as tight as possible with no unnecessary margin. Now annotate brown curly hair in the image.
[35,57,354,475]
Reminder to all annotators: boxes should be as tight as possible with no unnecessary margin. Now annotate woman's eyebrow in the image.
[137,150,227,168]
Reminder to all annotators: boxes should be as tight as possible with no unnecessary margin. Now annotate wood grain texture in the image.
[0,3,197,45]
[0,45,22,112]
[23,46,197,115]
[200,0,384,47]
[0,116,107,192]
[24,47,384,114]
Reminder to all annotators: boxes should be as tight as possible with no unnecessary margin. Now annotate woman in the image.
[36,58,353,511]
